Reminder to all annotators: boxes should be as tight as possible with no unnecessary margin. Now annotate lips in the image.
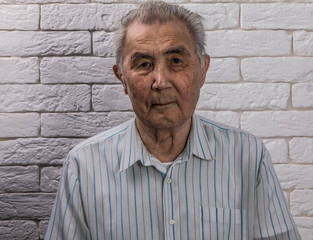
[151,102,174,108]
[153,102,172,106]
[150,96,176,109]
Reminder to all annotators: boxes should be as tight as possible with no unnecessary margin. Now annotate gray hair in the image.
[115,1,206,73]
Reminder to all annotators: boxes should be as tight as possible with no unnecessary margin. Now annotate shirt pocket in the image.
[200,206,246,240]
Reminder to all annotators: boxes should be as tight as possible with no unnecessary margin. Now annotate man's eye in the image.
[172,58,182,64]
[139,62,152,69]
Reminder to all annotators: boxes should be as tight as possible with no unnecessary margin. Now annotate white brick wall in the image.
[0,1,312,239]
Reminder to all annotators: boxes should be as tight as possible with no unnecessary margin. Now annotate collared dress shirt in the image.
[45,114,301,240]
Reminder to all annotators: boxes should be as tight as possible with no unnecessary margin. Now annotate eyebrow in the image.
[130,52,153,63]
[129,46,191,66]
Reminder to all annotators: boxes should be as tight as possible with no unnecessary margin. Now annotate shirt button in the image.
[166,178,172,184]
[169,219,175,225]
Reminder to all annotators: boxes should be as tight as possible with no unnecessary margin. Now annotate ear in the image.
[113,64,128,95]
[200,54,210,88]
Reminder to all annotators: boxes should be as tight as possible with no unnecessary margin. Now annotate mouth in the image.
[151,102,174,108]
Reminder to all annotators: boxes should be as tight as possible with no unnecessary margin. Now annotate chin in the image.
[147,115,188,130]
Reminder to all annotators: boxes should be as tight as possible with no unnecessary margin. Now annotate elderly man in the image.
[45,1,300,239]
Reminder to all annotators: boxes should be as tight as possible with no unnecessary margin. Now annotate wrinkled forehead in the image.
[123,20,197,55]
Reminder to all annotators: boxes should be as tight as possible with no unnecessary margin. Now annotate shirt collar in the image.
[119,118,139,173]
[191,114,215,161]
[119,114,215,172]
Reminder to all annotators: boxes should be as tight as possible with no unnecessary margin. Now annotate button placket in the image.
[163,165,178,239]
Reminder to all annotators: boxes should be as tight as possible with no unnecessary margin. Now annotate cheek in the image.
[178,80,202,113]
[130,88,137,99]
[180,76,201,100]
[127,80,149,103]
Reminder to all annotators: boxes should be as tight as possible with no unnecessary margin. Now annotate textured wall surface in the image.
[0,0,313,239]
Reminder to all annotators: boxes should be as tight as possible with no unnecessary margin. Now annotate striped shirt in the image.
[45,114,301,240]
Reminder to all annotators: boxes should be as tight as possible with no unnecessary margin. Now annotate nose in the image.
[151,64,171,91]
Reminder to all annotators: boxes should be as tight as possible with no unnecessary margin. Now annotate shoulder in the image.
[196,113,253,134]
[195,113,264,147]
[69,118,134,155]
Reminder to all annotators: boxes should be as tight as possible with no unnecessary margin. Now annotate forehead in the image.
[123,20,197,56]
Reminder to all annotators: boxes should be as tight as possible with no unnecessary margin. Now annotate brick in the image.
[294,31,313,56]
[0,31,90,56]
[0,84,90,112]
[41,4,136,31]
[92,85,133,111]
[0,0,86,2]
[0,166,39,193]
[198,83,289,110]
[41,57,118,84]
[241,4,313,30]
[294,217,313,240]
[292,82,313,108]
[191,0,292,2]
[39,221,49,239]
[274,165,313,190]
[241,111,313,137]
[263,139,288,163]
[182,4,239,30]
[0,193,55,219]
[205,58,239,83]
[95,0,178,2]
[241,57,313,82]
[0,138,82,166]
[0,5,39,30]
[205,30,291,57]
[195,110,240,128]
[0,113,39,138]
[290,190,313,217]
[290,138,313,164]
[0,221,38,240]
[40,167,62,192]
[0,57,38,83]
[93,31,116,57]
[41,112,134,137]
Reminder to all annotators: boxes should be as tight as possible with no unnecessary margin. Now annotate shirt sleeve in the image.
[253,145,301,240]
[45,154,91,240]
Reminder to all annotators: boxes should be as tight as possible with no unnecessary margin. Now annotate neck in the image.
[135,117,192,163]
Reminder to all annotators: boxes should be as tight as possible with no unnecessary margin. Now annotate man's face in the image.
[114,20,210,130]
